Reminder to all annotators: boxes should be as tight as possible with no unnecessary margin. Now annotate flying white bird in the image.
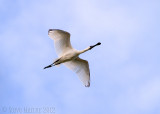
[44,29,101,87]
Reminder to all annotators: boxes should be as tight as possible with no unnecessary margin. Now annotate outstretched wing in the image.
[48,29,73,57]
[64,57,90,87]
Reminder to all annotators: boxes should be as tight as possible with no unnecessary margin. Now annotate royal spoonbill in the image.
[44,29,101,87]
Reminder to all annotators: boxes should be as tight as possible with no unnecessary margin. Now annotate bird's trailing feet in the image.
[44,58,61,69]
[44,64,54,69]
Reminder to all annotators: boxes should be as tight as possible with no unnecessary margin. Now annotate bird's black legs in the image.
[44,58,61,69]
[44,64,54,69]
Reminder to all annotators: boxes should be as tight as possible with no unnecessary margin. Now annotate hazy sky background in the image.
[0,0,160,114]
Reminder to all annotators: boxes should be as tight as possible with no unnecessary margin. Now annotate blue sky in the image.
[0,0,160,114]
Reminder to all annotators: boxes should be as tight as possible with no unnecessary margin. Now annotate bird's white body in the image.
[54,49,79,64]
[45,29,101,87]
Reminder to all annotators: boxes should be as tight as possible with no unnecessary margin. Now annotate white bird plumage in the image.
[44,29,101,87]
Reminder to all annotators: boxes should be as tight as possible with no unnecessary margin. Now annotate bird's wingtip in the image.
[48,29,53,34]
[85,82,90,87]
